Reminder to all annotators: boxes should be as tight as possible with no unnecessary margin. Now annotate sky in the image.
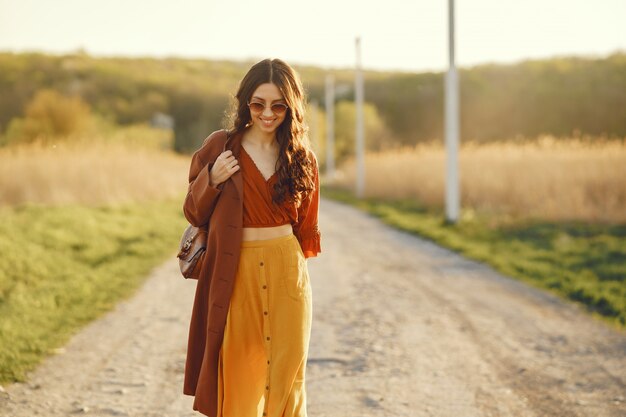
[0,0,625,73]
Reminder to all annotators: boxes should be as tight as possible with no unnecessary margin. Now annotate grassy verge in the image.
[321,185,626,331]
[0,194,189,384]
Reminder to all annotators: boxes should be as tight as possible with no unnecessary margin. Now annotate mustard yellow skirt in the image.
[217,232,312,417]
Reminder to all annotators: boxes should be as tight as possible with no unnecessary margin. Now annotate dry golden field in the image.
[331,135,626,224]
[2,133,625,224]
[0,135,190,207]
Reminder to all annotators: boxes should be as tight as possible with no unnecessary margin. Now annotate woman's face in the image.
[248,83,288,133]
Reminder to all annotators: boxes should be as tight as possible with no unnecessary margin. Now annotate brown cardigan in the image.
[181,128,320,417]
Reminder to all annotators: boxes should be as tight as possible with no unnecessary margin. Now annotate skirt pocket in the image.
[283,240,308,301]
[228,257,249,312]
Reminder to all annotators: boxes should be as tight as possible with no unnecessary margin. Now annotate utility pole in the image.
[445,0,460,223]
[325,74,335,181]
[309,99,320,154]
[355,36,365,198]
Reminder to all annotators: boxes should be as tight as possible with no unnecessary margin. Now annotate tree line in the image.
[0,50,624,153]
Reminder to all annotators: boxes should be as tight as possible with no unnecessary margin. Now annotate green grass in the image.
[321,185,626,331]
[0,194,189,384]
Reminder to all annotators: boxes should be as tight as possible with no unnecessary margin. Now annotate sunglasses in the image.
[247,100,289,116]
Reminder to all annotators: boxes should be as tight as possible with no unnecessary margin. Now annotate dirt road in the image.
[1,198,625,416]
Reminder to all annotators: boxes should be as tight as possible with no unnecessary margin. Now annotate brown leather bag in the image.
[177,223,208,280]
[177,129,230,279]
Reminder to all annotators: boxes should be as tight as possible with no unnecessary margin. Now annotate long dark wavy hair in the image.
[225,58,316,207]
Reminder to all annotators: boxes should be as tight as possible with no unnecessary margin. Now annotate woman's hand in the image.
[209,150,240,187]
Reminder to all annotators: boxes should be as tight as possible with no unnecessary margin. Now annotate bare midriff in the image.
[242,223,293,241]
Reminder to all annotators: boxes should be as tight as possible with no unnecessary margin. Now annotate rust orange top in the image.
[240,145,321,258]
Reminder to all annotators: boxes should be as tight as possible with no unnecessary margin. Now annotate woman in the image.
[182,58,321,417]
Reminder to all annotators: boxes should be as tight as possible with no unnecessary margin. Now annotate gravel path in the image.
[1,198,625,416]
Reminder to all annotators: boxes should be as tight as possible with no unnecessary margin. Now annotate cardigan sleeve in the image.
[182,134,223,227]
[293,152,321,258]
